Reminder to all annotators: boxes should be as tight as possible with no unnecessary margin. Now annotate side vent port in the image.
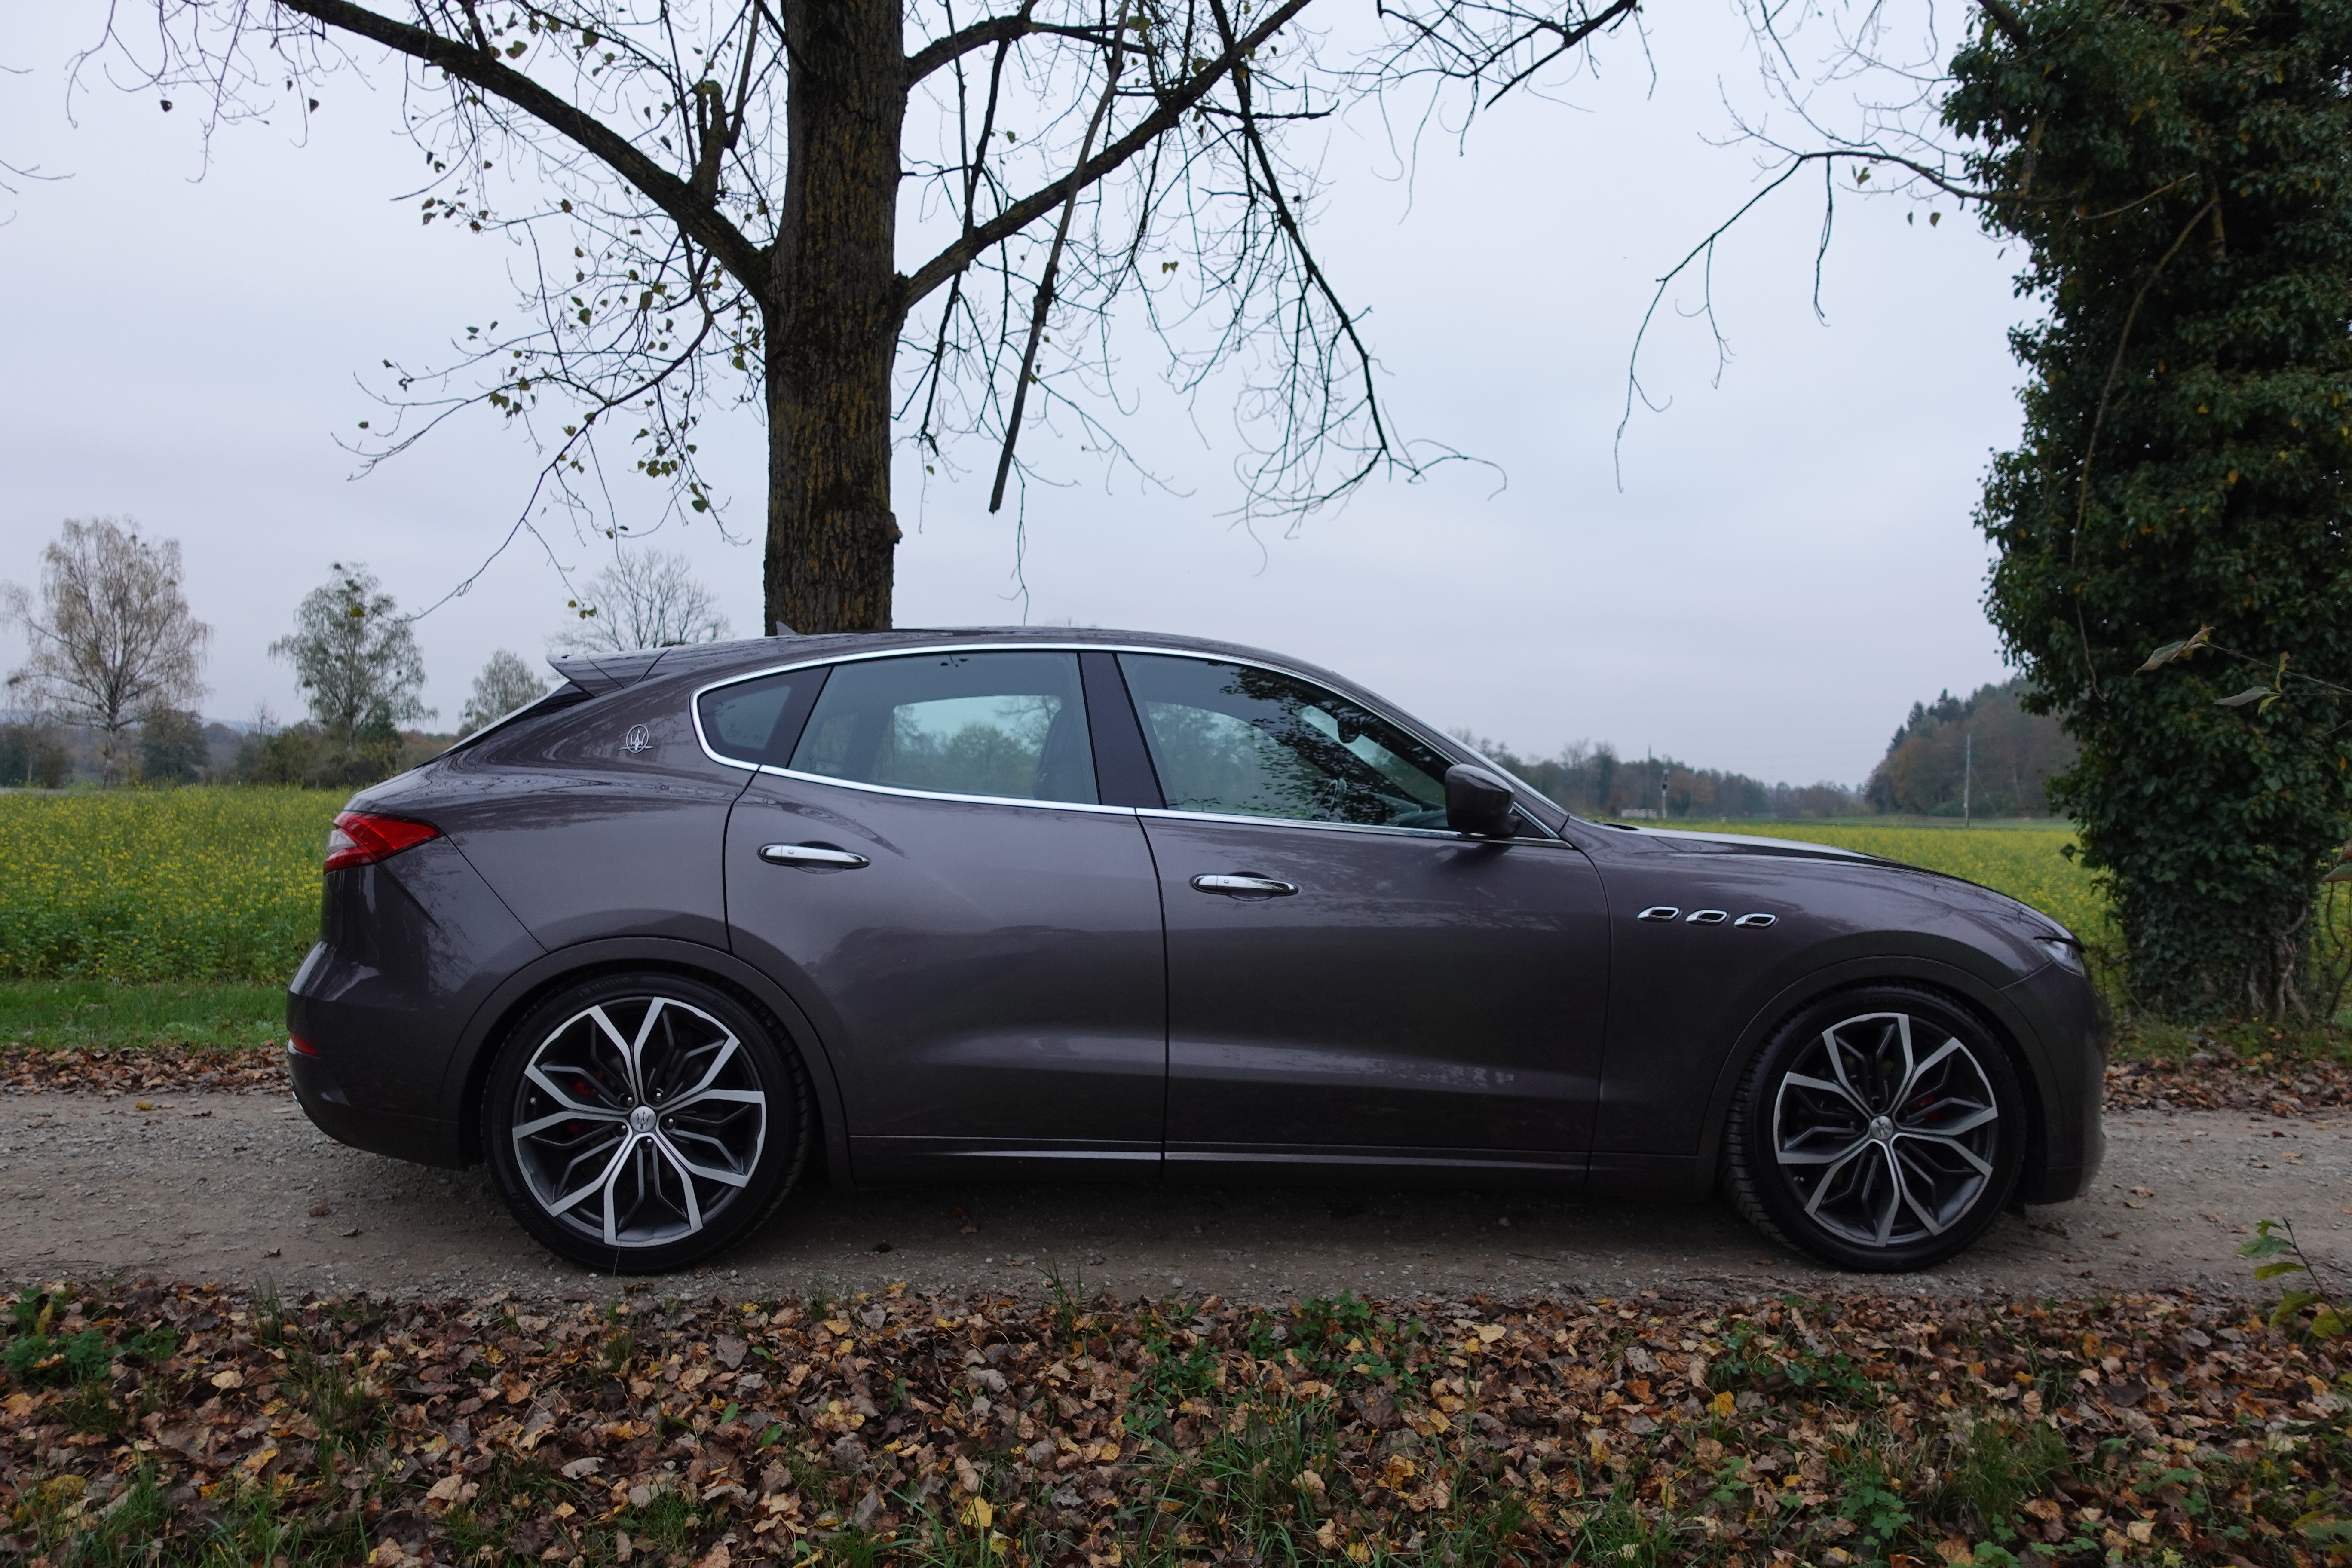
[1636,906,1679,922]
[1686,909,1730,925]
[1733,913,1778,929]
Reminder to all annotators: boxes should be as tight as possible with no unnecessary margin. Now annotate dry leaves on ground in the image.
[2105,1055,2352,1115]
[3,1276,2348,1567]
[0,1044,285,1097]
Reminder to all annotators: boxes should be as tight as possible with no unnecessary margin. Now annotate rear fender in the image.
[440,937,853,1187]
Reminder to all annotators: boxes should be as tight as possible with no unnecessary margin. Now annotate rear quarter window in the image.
[696,671,823,768]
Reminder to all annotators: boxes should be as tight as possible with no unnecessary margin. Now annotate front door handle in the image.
[1191,873,1298,897]
[759,842,870,870]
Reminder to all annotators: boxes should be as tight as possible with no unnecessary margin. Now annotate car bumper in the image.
[2001,960,2109,1204]
[285,838,544,1170]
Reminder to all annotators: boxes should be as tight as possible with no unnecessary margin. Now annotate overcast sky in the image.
[0,4,2024,788]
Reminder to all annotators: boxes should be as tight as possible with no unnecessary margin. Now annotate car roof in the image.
[552,626,1369,700]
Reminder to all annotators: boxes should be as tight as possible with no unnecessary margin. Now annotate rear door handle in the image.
[1191,873,1298,897]
[760,843,870,870]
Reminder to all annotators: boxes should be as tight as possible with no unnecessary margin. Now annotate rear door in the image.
[714,649,1167,1181]
[1115,652,1610,1182]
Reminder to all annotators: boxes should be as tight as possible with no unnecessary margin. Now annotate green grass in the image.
[0,980,285,1050]
[0,787,341,983]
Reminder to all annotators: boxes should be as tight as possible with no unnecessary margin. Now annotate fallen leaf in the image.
[209,1369,244,1390]
[309,1201,332,1217]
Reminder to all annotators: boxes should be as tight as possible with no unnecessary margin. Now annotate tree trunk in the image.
[765,0,908,634]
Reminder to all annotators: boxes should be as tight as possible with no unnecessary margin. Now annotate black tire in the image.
[1724,984,2024,1273]
[483,971,810,1274]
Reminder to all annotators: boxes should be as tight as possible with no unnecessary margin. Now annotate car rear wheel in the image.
[1724,985,2023,1273]
[484,972,809,1273]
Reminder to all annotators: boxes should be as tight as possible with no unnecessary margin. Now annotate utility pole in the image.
[1963,731,1973,828]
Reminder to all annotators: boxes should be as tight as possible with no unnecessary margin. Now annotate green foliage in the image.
[267,562,433,770]
[235,717,410,788]
[0,721,71,789]
[1951,0,2352,1018]
[2239,1216,2351,1335]
[136,706,208,785]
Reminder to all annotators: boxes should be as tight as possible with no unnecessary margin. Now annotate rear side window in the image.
[1118,653,1451,828]
[788,651,1097,804]
[697,672,820,768]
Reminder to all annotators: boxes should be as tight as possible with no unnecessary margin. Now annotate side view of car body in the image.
[287,628,2105,1274]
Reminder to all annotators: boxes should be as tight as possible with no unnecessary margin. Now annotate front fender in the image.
[1678,949,2066,1199]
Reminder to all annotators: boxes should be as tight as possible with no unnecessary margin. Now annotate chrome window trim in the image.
[687,640,1556,839]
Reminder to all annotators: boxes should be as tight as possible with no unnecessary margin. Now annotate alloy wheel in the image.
[1770,1010,2000,1250]
[508,995,768,1250]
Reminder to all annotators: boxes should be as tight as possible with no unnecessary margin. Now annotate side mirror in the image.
[1444,764,1517,839]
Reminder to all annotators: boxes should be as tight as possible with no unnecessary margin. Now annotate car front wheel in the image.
[1724,985,2024,1272]
[484,972,809,1273]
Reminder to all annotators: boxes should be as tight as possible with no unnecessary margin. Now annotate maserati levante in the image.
[287,628,2104,1274]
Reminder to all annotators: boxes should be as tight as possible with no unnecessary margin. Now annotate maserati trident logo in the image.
[623,724,652,755]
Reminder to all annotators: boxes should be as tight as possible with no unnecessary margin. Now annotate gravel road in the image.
[3,1093,2346,1305]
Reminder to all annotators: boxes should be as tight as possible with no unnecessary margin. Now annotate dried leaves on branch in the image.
[5,1278,2350,1566]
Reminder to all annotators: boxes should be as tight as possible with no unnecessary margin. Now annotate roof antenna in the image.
[772,621,796,637]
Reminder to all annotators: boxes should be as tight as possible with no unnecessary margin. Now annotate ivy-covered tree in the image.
[1948,0,2352,1017]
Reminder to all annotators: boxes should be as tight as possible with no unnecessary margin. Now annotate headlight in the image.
[2037,937,2085,975]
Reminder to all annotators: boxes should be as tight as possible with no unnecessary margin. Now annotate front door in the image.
[1115,652,1610,1181]
[715,649,1166,1181]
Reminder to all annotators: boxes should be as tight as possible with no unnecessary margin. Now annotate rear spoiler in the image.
[544,648,672,695]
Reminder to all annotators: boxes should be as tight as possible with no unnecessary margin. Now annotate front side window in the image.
[789,651,1097,803]
[1118,653,1451,828]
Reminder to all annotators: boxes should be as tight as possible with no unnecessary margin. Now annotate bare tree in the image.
[270,563,433,762]
[458,648,552,735]
[553,548,732,653]
[1,518,211,785]
[89,0,1640,634]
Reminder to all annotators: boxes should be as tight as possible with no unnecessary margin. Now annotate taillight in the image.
[324,811,441,871]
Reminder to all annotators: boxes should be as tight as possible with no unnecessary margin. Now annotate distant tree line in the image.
[1462,735,1863,820]
[2,518,728,790]
[1862,678,2077,818]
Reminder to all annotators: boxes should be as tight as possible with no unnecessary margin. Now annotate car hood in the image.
[1593,822,2074,940]
[1603,825,1875,860]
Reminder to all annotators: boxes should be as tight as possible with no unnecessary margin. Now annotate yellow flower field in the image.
[0,788,344,983]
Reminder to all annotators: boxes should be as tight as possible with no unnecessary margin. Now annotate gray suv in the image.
[288,628,2105,1274]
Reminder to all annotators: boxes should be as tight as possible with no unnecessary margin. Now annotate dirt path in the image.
[3,1092,2345,1305]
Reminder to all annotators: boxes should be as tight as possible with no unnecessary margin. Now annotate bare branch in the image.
[900,0,1316,308]
[906,7,1113,84]
[277,0,769,288]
